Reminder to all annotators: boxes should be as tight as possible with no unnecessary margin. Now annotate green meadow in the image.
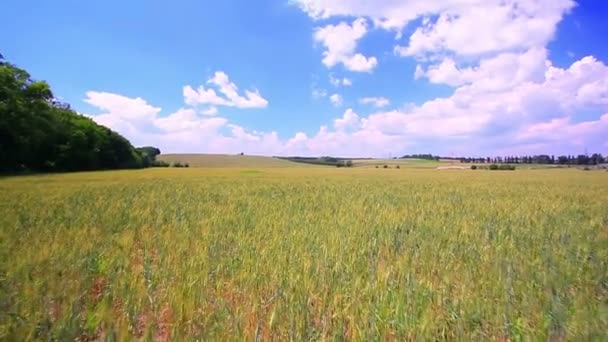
[1,166,607,340]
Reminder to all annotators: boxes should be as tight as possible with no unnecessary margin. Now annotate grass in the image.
[0,167,607,340]
[158,154,313,168]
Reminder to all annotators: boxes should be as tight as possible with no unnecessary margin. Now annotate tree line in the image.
[400,154,440,161]
[458,154,605,165]
[277,156,354,167]
[0,56,163,173]
[400,153,606,165]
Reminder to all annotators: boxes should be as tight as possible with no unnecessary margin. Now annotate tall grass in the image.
[0,168,606,340]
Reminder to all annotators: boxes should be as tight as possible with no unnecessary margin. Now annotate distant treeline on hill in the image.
[400,154,441,160]
[458,154,605,165]
[401,154,606,165]
[277,156,354,167]
[0,55,162,173]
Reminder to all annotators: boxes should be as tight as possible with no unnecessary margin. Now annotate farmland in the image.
[1,166,607,340]
[157,154,311,168]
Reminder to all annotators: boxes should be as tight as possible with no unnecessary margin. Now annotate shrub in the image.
[396,165,400,169]
[184,163,190,168]
[583,166,591,171]
[375,165,379,168]
[173,161,183,168]
[151,160,170,167]
[471,165,477,170]
[383,165,389,169]
[483,164,516,171]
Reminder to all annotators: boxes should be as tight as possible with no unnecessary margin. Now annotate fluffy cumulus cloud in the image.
[85,1,606,157]
[334,108,360,131]
[283,0,606,155]
[85,94,281,154]
[85,91,161,123]
[419,47,548,89]
[86,54,608,156]
[398,1,575,58]
[356,54,608,155]
[329,93,343,107]
[183,71,268,109]
[329,74,352,87]
[360,97,390,108]
[311,87,328,99]
[313,18,378,72]
[200,107,219,116]
[294,0,575,58]
[85,89,406,156]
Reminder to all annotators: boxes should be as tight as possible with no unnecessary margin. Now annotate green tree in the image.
[0,58,147,173]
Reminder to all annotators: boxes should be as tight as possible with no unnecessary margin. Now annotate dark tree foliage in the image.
[456,154,604,165]
[136,146,161,167]
[400,154,440,161]
[277,156,353,167]
[0,59,151,173]
[399,151,605,166]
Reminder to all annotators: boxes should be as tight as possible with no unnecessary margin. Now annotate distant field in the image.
[158,154,312,168]
[352,158,448,168]
[1,168,607,340]
[156,154,569,170]
[158,154,455,169]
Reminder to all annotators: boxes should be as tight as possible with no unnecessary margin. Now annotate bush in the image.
[485,164,515,171]
[375,165,379,168]
[471,165,477,170]
[151,160,170,167]
[583,166,591,171]
[184,163,190,168]
[172,161,184,168]
[383,165,389,169]
[396,165,400,169]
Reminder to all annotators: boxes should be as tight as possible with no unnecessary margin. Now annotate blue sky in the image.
[2,0,607,157]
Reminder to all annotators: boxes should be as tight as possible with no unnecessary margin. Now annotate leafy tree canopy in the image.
[0,57,159,173]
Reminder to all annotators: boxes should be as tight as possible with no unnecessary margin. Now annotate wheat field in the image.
[1,167,607,340]
[157,154,311,168]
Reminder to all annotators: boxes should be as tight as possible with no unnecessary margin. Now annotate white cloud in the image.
[329,93,343,107]
[334,108,361,131]
[329,74,352,87]
[422,47,548,90]
[200,107,219,116]
[354,54,608,154]
[295,0,575,60]
[183,71,268,109]
[263,53,606,156]
[400,1,575,58]
[288,132,308,145]
[314,18,377,72]
[312,88,328,99]
[85,53,608,157]
[414,64,425,80]
[84,91,161,122]
[154,108,228,134]
[516,114,608,143]
[360,97,390,108]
